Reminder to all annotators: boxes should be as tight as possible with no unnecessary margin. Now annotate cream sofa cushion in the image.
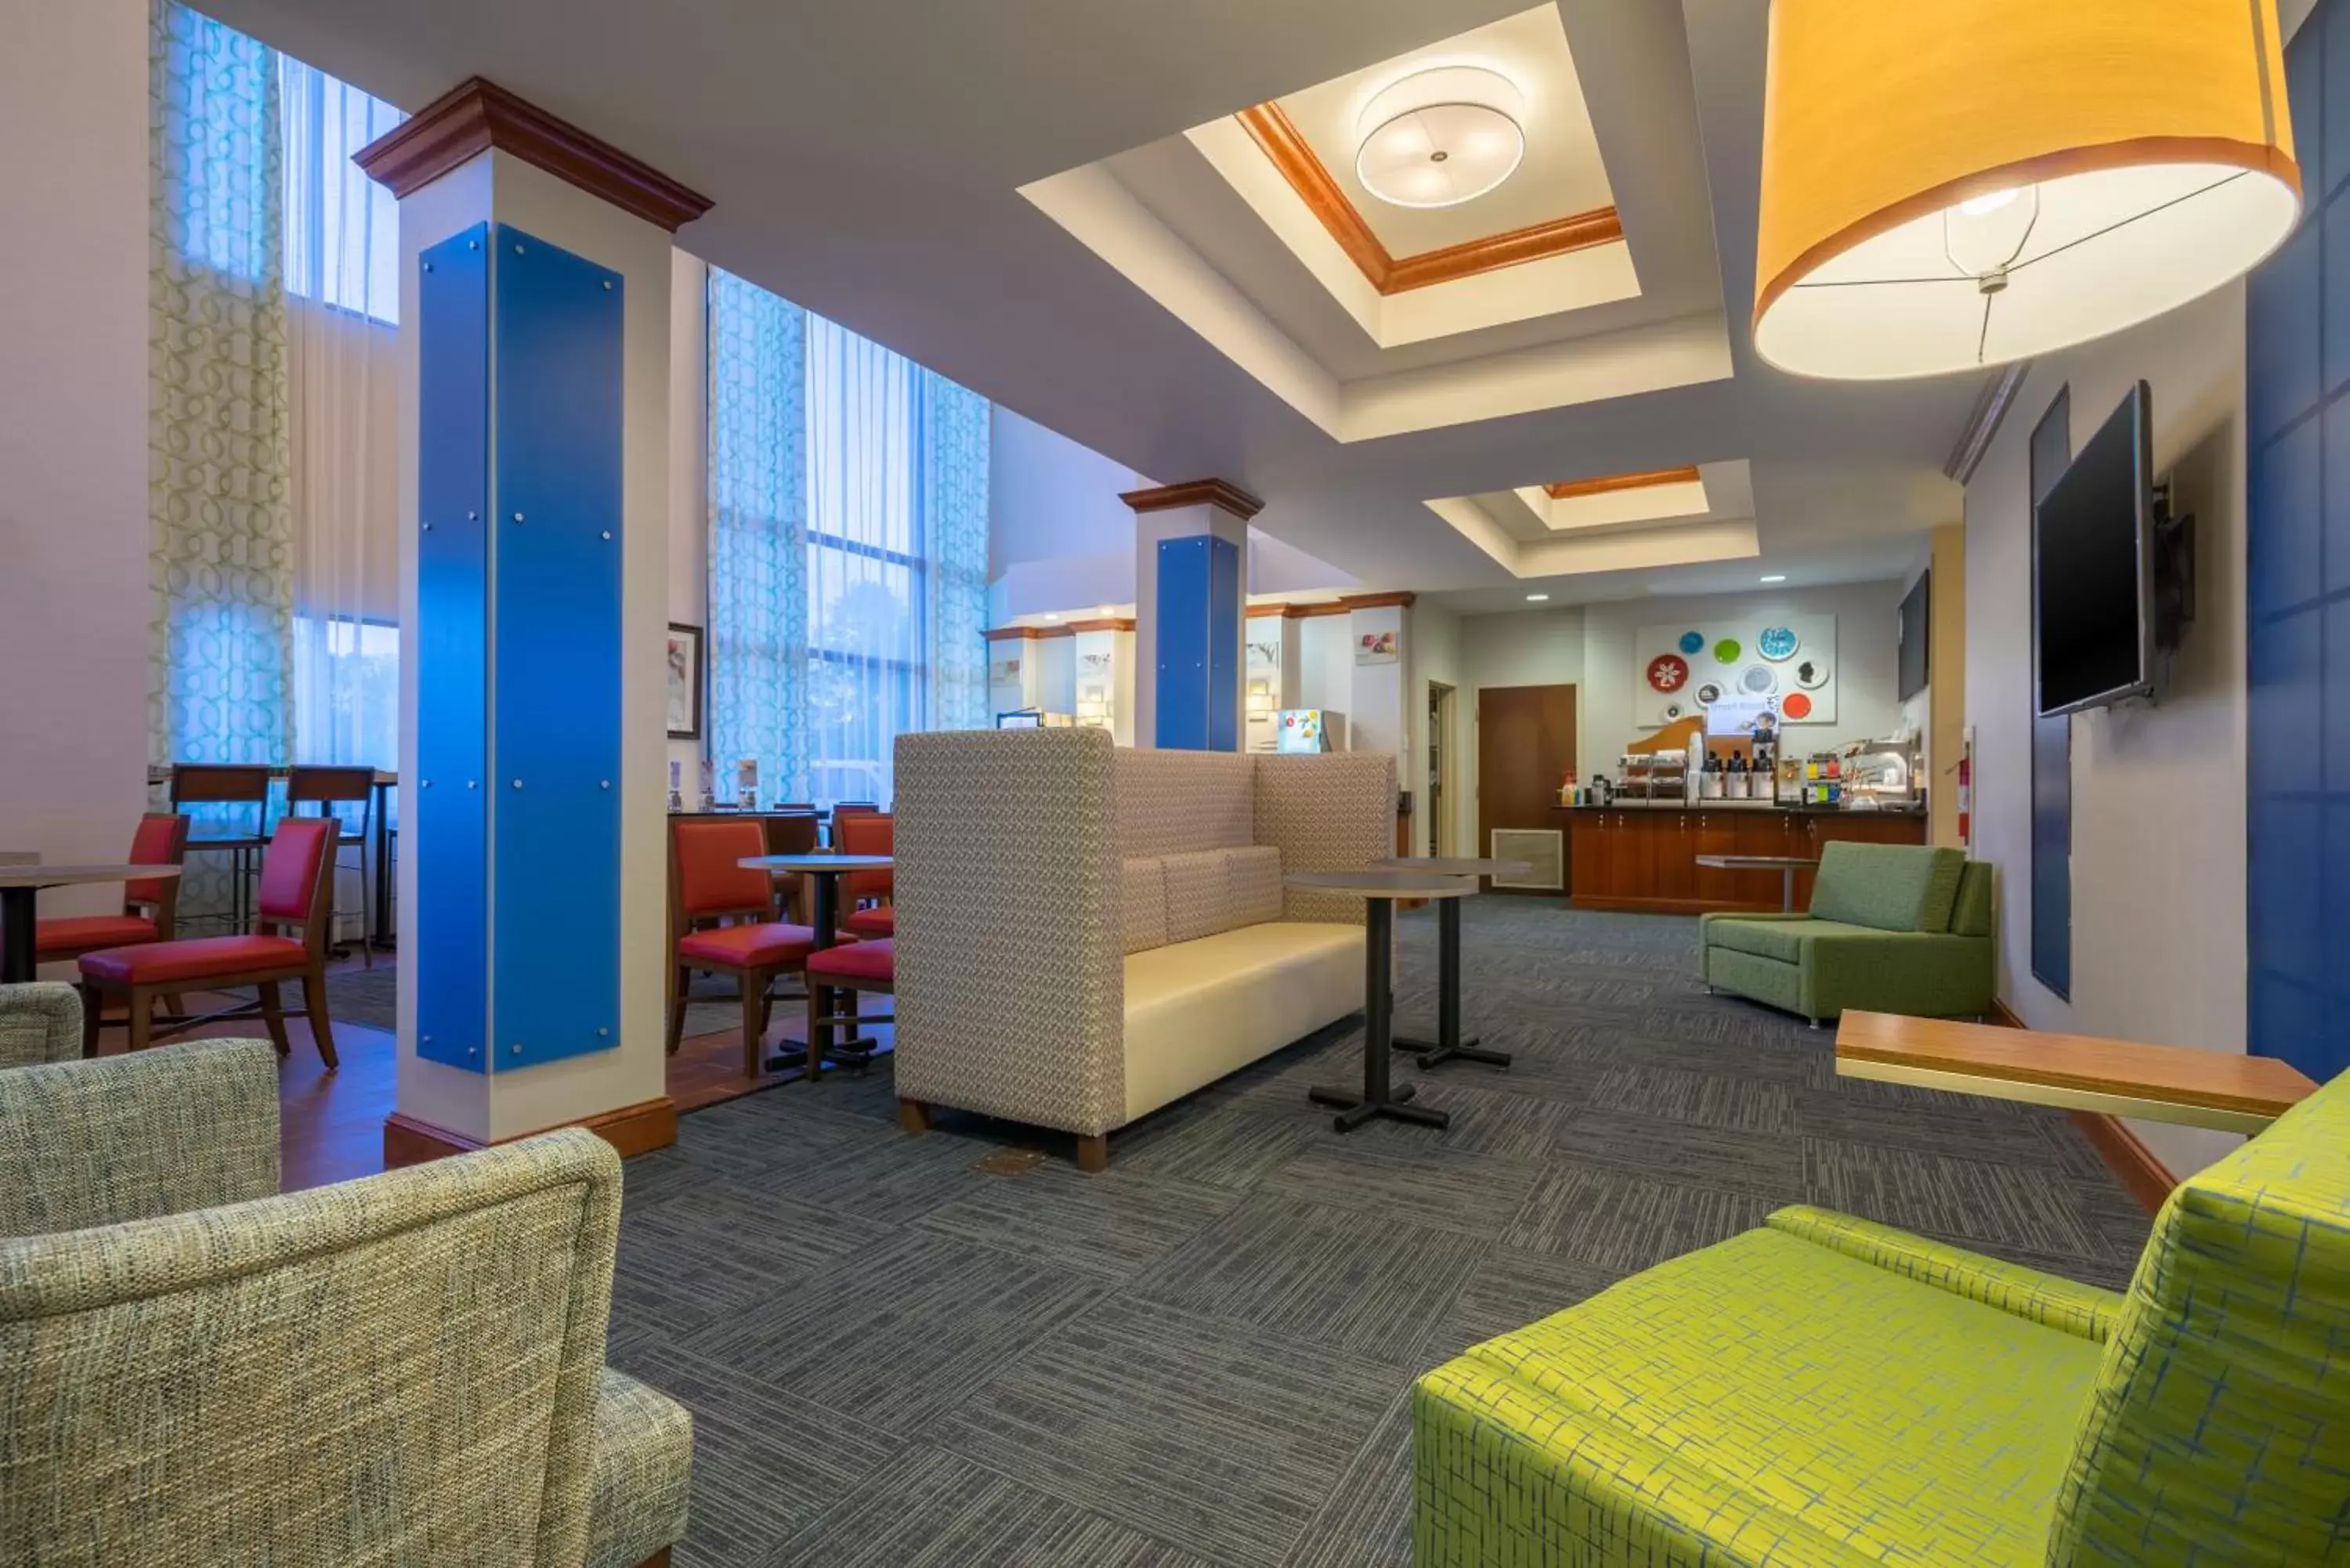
[1122,921,1364,1122]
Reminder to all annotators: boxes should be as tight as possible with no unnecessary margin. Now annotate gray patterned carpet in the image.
[608,900,2151,1568]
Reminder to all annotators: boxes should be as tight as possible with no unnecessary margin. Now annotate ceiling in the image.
[201,0,1992,609]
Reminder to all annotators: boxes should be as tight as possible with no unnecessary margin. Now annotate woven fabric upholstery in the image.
[1705,916,1876,964]
[0,983,82,1068]
[1767,1206,2121,1343]
[895,728,1126,1136]
[1415,1215,2106,1566]
[1160,850,1234,944]
[0,1129,626,1568]
[2051,1068,2350,1564]
[585,1367,695,1568]
[0,1039,281,1236]
[1115,749,1255,859]
[1807,842,1965,933]
[1253,752,1395,926]
[1950,861,1994,937]
[1120,858,1169,954]
[1227,844,1283,927]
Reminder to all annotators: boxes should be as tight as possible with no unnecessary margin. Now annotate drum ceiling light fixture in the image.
[1752,0,2301,380]
[1355,66,1527,210]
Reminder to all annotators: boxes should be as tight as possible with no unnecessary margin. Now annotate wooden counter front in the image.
[1557,806,1925,915]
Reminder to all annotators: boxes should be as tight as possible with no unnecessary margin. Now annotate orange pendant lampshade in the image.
[1753,0,2301,380]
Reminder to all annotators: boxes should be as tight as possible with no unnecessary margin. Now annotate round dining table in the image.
[0,864,185,983]
[737,852,893,1071]
[1372,854,1529,1069]
[1285,869,1477,1133]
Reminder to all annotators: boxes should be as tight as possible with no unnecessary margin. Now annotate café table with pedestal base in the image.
[1285,869,1477,1133]
[1693,853,1817,912]
[1372,855,1529,1070]
[737,852,893,1073]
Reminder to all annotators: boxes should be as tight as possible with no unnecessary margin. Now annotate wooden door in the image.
[1477,684,1576,893]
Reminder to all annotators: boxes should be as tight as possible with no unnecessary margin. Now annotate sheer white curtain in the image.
[803,315,925,807]
[281,56,402,775]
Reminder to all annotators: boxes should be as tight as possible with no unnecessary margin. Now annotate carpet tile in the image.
[607,899,2152,1567]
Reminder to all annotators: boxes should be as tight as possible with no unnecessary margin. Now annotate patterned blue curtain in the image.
[706,268,808,804]
[920,374,991,732]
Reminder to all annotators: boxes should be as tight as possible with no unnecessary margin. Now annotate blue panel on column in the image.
[490,223,624,1068]
[415,224,491,1071]
[1156,536,1210,749]
[1206,535,1239,751]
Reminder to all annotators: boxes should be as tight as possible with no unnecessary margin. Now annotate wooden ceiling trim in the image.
[1234,102,1622,298]
[1118,479,1267,520]
[1543,467,1702,502]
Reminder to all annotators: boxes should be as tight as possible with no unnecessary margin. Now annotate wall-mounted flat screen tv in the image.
[2034,381,2153,717]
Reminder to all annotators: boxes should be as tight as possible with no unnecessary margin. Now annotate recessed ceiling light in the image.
[1043,613,1062,622]
[1525,592,1550,602]
[1355,67,1525,210]
[1095,605,1113,616]
[1759,575,1787,583]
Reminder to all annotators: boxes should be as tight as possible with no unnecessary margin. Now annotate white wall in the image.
[1964,280,2249,1178]
[0,0,152,926]
[667,250,708,794]
[1458,609,1587,859]
[1297,615,1354,725]
[1581,582,1905,767]
[990,406,1146,578]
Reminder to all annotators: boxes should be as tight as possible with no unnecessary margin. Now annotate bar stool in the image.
[286,765,377,968]
[169,764,274,934]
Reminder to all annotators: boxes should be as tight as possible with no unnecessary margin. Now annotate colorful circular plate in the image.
[1677,630,1705,655]
[1794,659,1830,690]
[1647,653,1690,692]
[1713,638,1741,664]
[1694,681,1723,705]
[1740,663,1777,695]
[1756,626,1799,662]
[1781,692,1814,721]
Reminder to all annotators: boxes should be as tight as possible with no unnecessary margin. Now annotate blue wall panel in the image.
[415,225,491,1071]
[1154,534,1239,750]
[2247,3,2350,1081]
[490,224,624,1068]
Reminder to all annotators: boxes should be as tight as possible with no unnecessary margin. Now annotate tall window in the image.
[706,270,990,808]
[279,55,403,323]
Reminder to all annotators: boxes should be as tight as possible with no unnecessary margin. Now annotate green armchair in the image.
[1414,1064,2350,1565]
[0,1038,692,1568]
[1698,841,1994,1026]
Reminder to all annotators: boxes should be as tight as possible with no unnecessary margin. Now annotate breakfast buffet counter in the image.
[1553,804,1927,915]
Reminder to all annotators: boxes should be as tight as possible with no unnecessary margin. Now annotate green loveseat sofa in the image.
[1698,840,1993,1026]
[1414,1064,2350,1566]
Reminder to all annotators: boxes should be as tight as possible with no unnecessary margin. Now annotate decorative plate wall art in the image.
[1633,613,1837,725]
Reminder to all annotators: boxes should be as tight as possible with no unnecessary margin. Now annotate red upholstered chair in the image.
[835,811,894,939]
[670,818,818,1075]
[34,812,190,964]
[78,816,340,1068]
[803,938,893,1078]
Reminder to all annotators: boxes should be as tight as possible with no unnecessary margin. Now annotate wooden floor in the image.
[89,964,880,1193]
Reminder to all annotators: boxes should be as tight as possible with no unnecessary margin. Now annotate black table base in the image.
[761,866,880,1072]
[1312,898,1451,1133]
[1391,897,1512,1070]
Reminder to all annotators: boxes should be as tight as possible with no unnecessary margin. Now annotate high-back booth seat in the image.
[0,1039,692,1568]
[1697,841,1994,1025]
[891,728,1394,1170]
[1414,1063,2350,1566]
[0,982,81,1068]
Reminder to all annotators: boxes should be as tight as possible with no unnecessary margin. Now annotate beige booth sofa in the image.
[891,728,1395,1169]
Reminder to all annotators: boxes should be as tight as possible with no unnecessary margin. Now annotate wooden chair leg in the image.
[162,991,188,1020]
[739,968,766,1078]
[897,1097,929,1136]
[80,985,102,1058]
[256,979,293,1057]
[302,964,339,1071]
[1076,1133,1109,1174]
[667,965,689,1054]
[126,988,151,1054]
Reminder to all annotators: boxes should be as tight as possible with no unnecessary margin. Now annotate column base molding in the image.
[1987,999,2175,1214]
[384,1097,678,1169]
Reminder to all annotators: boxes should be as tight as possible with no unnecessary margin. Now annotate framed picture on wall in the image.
[666,623,704,740]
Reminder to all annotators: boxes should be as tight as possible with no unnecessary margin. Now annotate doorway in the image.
[1477,683,1575,893]
[1426,681,1456,857]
